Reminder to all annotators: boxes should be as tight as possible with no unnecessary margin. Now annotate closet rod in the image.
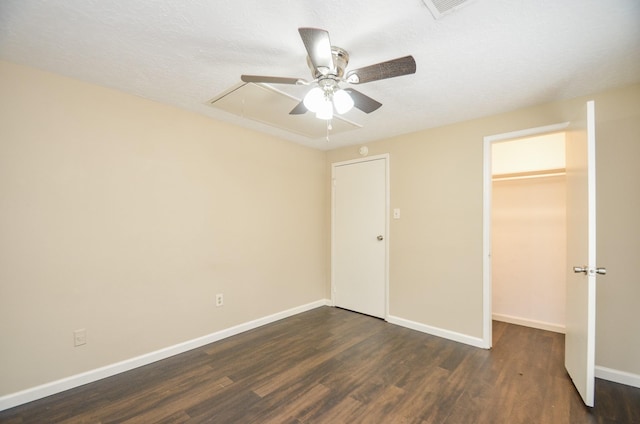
[492,168,566,182]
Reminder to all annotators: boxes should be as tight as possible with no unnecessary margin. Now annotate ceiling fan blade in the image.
[241,75,301,85]
[343,88,382,113]
[298,27,334,72]
[289,101,307,115]
[346,55,416,84]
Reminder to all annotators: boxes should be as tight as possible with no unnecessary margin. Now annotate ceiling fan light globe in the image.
[303,87,324,113]
[333,89,354,114]
[316,98,334,120]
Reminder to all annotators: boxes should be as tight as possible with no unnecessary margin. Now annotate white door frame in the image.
[482,123,569,348]
[331,153,390,319]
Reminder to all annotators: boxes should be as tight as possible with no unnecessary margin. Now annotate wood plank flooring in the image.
[1,306,639,423]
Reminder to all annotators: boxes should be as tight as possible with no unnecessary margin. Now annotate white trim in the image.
[331,154,390,319]
[492,313,565,334]
[385,155,390,320]
[482,122,570,350]
[595,366,640,389]
[0,299,330,412]
[484,122,570,143]
[384,157,391,320]
[482,135,493,348]
[5,300,635,414]
[387,315,487,349]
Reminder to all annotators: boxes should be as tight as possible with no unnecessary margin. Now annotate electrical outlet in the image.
[215,293,224,307]
[74,329,86,347]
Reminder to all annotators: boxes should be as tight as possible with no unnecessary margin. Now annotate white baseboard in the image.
[492,313,565,334]
[387,315,488,349]
[595,366,640,389]
[492,315,640,388]
[5,302,634,412]
[0,299,331,412]
[387,315,640,390]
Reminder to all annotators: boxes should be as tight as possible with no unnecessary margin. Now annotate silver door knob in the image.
[573,266,607,275]
[377,235,384,241]
[573,266,588,274]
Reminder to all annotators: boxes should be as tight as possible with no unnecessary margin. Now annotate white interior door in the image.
[565,100,601,407]
[332,156,387,318]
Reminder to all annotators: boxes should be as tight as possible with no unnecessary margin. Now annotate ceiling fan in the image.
[241,28,416,120]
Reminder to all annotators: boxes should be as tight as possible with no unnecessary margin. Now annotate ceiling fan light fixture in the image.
[303,87,324,113]
[333,89,354,114]
[316,97,334,120]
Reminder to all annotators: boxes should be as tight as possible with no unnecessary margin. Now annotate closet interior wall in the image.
[491,134,567,333]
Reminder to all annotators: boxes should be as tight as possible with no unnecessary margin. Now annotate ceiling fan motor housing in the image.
[307,46,349,79]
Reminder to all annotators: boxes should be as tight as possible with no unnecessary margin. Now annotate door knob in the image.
[377,235,384,241]
[573,266,607,275]
[573,266,588,274]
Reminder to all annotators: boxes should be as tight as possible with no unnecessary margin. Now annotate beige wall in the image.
[327,83,640,376]
[0,61,328,396]
[491,132,565,175]
[1,58,638,399]
[492,175,566,329]
[594,88,640,376]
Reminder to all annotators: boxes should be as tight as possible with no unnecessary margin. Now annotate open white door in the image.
[565,100,604,407]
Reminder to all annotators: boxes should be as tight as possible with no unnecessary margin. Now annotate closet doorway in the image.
[490,131,567,334]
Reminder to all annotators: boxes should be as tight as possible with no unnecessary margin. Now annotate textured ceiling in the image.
[1,0,639,150]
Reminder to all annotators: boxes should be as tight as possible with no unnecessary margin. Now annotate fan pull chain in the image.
[326,119,332,142]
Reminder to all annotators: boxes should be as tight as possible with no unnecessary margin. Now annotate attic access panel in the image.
[422,0,474,19]
[208,83,361,139]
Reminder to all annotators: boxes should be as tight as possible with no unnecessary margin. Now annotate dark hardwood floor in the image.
[1,306,639,423]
